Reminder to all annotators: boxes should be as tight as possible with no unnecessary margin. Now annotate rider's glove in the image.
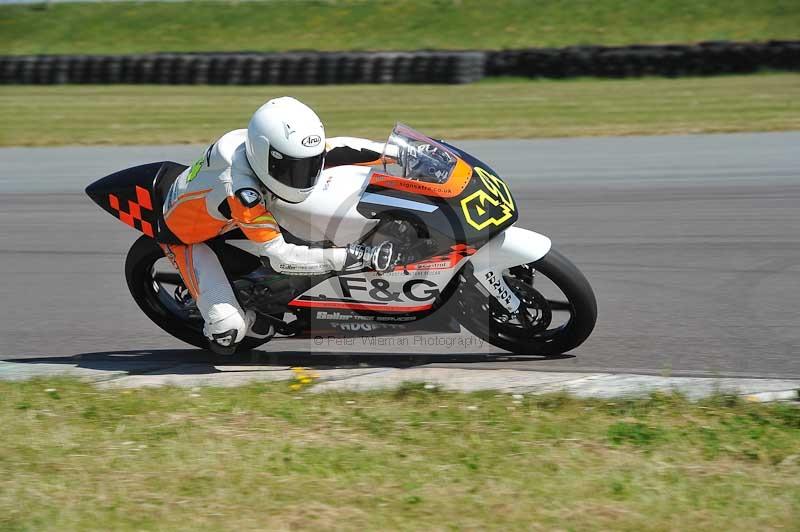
[345,241,396,274]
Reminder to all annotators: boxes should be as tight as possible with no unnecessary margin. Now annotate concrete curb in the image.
[1,359,798,402]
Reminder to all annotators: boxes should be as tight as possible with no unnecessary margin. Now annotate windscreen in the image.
[382,123,457,184]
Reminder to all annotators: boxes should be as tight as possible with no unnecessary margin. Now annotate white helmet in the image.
[245,97,326,203]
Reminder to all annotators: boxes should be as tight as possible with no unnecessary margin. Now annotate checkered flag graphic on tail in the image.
[108,185,156,237]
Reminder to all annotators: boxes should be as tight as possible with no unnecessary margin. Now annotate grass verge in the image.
[1,74,798,147]
[1,378,798,530]
[1,0,798,55]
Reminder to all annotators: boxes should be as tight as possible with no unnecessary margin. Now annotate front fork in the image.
[467,226,552,315]
[476,269,521,313]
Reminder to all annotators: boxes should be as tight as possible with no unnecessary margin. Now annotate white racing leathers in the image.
[161,130,387,345]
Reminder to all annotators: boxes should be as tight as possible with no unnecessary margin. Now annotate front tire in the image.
[452,248,597,355]
[124,235,267,354]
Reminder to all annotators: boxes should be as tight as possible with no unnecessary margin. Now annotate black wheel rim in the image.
[143,256,205,333]
[457,264,575,344]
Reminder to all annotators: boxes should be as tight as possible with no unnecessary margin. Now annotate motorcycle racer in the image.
[160,96,396,354]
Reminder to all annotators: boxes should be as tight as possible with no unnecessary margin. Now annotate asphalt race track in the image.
[1,132,798,378]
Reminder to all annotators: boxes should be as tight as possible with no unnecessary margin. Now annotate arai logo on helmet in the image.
[301,135,322,147]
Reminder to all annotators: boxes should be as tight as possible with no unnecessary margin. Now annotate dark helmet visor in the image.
[268,148,325,190]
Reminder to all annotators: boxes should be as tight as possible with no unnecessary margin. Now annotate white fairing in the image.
[469,226,551,272]
[291,226,551,313]
[226,158,552,314]
[267,165,378,245]
[293,256,470,312]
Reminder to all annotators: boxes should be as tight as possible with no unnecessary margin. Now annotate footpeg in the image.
[247,312,275,341]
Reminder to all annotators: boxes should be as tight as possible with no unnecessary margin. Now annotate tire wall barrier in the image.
[0,51,485,85]
[485,41,800,78]
[0,42,796,85]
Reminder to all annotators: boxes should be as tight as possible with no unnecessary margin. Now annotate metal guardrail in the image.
[1,42,797,85]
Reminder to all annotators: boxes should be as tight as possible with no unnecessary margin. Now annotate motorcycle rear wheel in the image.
[452,248,597,355]
[125,235,268,354]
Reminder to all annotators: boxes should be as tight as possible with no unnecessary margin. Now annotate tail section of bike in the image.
[85,161,186,240]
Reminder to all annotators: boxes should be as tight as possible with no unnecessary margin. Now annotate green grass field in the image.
[0,378,798,531]
[1,0,798,55]
[1,75,797,146]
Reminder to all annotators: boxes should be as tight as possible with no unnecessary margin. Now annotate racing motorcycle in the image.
[86,124,596,355]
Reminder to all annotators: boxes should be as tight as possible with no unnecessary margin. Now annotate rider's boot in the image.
[207,330,239,355]
[203,303,248,356]
[206,309,274,355]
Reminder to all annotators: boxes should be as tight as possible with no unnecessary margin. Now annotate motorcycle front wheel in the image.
[452,248,597,355]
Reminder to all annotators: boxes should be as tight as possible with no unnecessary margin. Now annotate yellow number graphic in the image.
[460,167,515,231]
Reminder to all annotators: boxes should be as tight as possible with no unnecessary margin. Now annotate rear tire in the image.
[124,235,267,354]
[452,248,597,355]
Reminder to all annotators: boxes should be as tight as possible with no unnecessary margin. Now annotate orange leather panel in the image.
[227,197,280,243]
[165,197,227,244]
[161,243,199,300]
[369,156,473,198]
